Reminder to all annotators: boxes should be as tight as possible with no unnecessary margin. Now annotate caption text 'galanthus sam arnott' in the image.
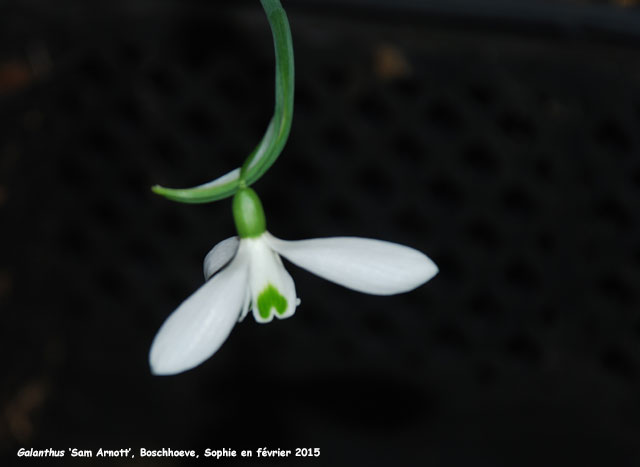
[17,447,320,459]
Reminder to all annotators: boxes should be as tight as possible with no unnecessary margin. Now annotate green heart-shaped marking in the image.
[257,284,288,320]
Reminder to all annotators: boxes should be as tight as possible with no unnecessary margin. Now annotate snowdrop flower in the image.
[149,188,438,375]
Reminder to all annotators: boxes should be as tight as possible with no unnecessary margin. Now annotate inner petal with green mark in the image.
[257,284,288,320]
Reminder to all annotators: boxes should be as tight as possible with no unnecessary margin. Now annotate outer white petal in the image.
[203,236,239,280]
[244,236,298,323]
[264,233,438,295]
[150,243,249,375]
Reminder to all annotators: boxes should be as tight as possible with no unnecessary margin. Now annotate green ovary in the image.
[257,284,288,319]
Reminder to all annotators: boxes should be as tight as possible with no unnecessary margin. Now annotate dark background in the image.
[2,0,640,465]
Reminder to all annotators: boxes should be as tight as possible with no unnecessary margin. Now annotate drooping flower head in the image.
[149,188,438,375]
[148,0,438,376]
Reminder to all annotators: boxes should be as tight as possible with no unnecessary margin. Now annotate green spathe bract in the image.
[151,0,294,203]
[257,284,288,320]
[232,188,266,238]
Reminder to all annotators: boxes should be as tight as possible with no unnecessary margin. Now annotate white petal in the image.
[149,243,249,375]
[244,236,298,323]
[238,288,251,322]
[265,233,438,295]
[203,236,239,280]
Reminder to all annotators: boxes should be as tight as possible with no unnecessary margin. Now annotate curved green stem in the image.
[152,0,295,204]
[240,0,294,184]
